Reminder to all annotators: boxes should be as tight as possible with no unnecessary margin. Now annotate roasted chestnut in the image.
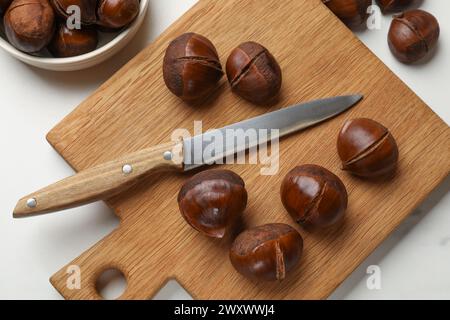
[230,223,303,281]
[226,41,282,105]
[322,0,372,29]
[50,0,97,25]
[177,169,247,238]
[337,118,399,178]
[281,165,348,228]
[0,0,12,15]
[96,0,139,29]
[4,0,55,53]
[376,0,416,13]
[388,10,440,64]
[163,33,224,102]
[48,23,98,57]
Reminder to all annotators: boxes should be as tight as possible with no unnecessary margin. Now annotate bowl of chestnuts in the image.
[0,0,148,71]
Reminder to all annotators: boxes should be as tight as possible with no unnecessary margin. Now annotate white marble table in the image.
[0,0,448,299]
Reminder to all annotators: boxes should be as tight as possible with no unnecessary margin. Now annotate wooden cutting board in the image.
[46,0,449,299]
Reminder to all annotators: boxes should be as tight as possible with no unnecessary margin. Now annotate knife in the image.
[13,95,362,218]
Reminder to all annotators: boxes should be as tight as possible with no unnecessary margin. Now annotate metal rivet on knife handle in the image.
[163,151,173,161]
[26,198,37,208]
[122,164,133,175]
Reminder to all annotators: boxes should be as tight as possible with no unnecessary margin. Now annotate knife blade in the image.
[183,95,362,170]
[13,94,362,218]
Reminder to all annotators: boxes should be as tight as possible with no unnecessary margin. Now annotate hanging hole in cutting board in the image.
[95,268,128,300]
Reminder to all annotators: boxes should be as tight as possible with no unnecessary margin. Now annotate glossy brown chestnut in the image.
[4,0,55,53]
[230,223,303,281]
[226,41,282,105]
[388,10,440,64]
[376,0,416,13]
[322,0,372,29]
[50,0,96,25]
[163,33,224,102]
[281,165,348,228]
[97,0,139,29]
[0,0,13,15]
[48,23,98,57]
[178,169,247,238]
[337,118,399,178]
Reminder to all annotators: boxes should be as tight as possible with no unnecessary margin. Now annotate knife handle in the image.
[13,141,183,218]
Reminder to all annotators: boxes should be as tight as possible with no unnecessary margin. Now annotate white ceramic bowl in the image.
[0,0,149,71]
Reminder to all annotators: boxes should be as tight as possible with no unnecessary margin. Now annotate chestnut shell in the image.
[48,23,98,57]
[4,0,55,53]
[322,0,372,29]
[163,32,224,102]
[337,118,399,178]
[376,0,416,13]
[97,0,139,29]
[177,169,247,238]
[230,223,303,281]
[281,164,348,228]
[50,0,97,25]
[226,41,282,105]
[388,10,440,64]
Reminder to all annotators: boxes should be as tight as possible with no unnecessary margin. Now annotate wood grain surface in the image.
[46,0,449,299]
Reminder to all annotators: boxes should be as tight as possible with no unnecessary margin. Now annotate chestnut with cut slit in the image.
[322,0,372,29]
[163,33,224,102]
[48,24,98,57]
[226,41,282,105]
[337,118,399,178]
[4,0,55,53]
[281,164,348,228]
[376,0,416,13]
[388,10,440,64]
[97,0,139,29]
[178,169,247,238]
[50,0,97,25]
[230,223,303,281]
